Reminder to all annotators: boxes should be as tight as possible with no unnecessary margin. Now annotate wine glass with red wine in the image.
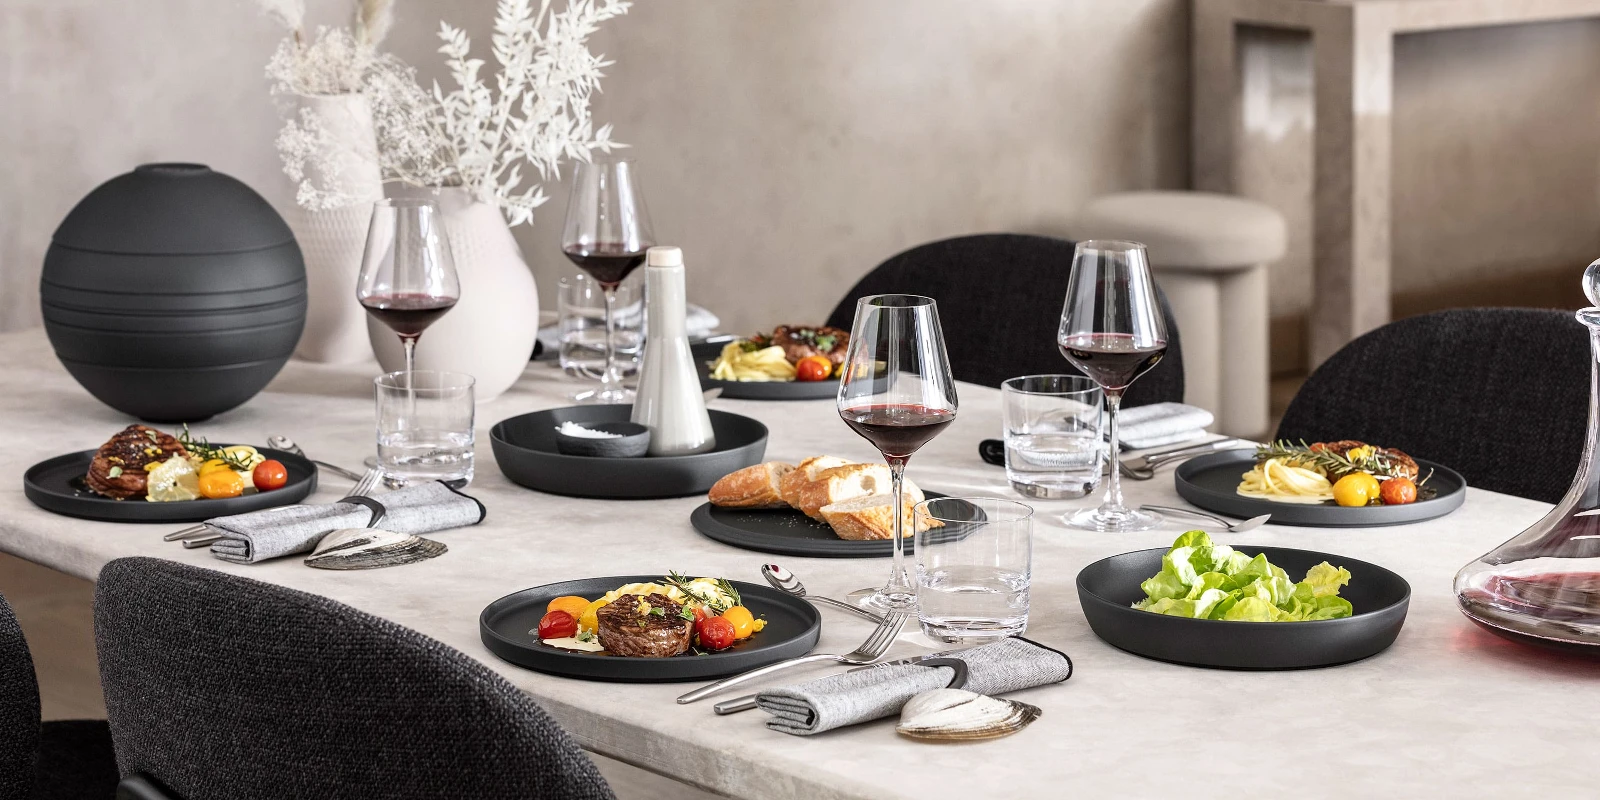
[561,160,655,404]
[838,294,959,611]
[357,198,460,376]
[1057,240,1168,532]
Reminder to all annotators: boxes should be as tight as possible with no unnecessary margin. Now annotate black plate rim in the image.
[22,445,317,523]
[478,575,822,682]
[688,491,983,559]
[690,342,839,401]
[489,408,769,466]
[1173,450,1467,528]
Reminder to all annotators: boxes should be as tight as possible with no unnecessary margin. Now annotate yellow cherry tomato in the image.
[546,595,591,620]
[578,598,612,633]
[198,458,233,477]
[1332,472,1381,507]
[722,605,756,639]
[197,469,245,500]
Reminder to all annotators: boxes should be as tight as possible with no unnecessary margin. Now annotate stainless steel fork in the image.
[675,611,909,704]
[172,466,385,549]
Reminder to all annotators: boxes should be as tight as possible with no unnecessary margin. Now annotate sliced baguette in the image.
[778,455,851,508]
[708,462,796,509]
[820,495,945,541]
[795,463,891,520]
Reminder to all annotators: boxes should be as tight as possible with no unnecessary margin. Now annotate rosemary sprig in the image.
[178,425,255,471]
[664,571,741,613]
[1254,440,1408,479]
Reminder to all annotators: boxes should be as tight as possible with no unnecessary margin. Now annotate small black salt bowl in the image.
[554,422,651,458]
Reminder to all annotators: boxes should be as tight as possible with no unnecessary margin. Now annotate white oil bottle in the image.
[631,246,716,455]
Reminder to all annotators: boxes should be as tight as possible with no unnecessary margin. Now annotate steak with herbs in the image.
[1310,440,1420,481]
[771,325,850,367]
[85,425,188,500]
[596,593,692,658]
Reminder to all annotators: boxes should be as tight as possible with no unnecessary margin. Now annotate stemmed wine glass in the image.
[561,160,655,404]
[1057,240,1169,532]
[357,198,460,376]
[838,294,959,611]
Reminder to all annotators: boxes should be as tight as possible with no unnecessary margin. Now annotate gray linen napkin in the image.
[207,481,487,564]
[755,637,1071,736]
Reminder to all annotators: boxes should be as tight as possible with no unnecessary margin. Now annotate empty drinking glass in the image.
[1001,375,1104,499]
[914,497,1033,643]
[375,370,475,488]
[558,273,644,383]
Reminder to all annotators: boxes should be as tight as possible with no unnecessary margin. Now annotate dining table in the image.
[1,326,1597,799]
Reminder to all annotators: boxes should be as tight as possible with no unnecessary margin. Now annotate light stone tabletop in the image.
[1,328,1596,798]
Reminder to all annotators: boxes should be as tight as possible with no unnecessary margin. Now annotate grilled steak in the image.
[1311,440,1419,481]
[771,325,849,367]
[596,593,692,658]
[85,425,188,500]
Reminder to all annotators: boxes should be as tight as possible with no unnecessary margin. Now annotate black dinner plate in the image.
[22,446,316,523]
[691,342,839,401]
[479,575,821,682]
[689,492,986,558]
[490,405,768,499]
[1077,546,1410,670]
[1173,450,1466,528]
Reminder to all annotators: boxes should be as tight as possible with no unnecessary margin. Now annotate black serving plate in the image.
[1077,546,1410,670]
[691,342,839,401]
[491,405,767,499]
[22,447,316,523]
[480,575,821,682]
[689,492,986,558]
[1174,451,1466,528]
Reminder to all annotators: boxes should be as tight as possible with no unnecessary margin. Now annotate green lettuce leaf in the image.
[1134,532,1356,624]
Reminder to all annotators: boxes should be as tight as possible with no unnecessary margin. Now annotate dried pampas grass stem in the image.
[356,0,395,48]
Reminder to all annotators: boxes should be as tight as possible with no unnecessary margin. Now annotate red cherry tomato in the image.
[690,605,708,624]
[696,616,737,651]
[1380,476,1417,505]
[253,459,288,492]
[537,610,578,640]
[795,356,832,382]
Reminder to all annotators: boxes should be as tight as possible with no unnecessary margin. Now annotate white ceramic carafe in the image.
[631,247,715,455]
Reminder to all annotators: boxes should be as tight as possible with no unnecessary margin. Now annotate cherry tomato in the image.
[546,595,591,619]
[795,355,833,382]
[252,459,288,492]
[1331,472,1380,508]
[198,458,233,477]
[696,616,737,651]
[721,605,756,639]
[1380,476,1418,505]
[197,469,245,500]
[689,605,709,624]
[537,610,578,640]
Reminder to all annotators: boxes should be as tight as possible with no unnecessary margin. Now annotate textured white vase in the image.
[368,189,539,401]
[289,93,382,364]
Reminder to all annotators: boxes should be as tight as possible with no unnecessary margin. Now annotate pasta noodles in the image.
[1237,457,1334,504]
[709,342,797,382]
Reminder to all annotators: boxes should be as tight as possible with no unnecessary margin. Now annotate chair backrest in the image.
[0,592,40,800]
[93,557,615,800]
[1276,308,1589,504]
[825,233,1185,407]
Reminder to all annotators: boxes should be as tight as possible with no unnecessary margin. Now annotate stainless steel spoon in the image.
[761,564,885,624]
[265,435,366,482]
[1140,505,1271,533]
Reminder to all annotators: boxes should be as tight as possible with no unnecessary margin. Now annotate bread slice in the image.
[820,495,944,541]
[779,455,851,508]
[708,462,795,509]
[795,463,892,520]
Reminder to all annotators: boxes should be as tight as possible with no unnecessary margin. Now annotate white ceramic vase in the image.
[368,188,539,401]
[289,93,382,364]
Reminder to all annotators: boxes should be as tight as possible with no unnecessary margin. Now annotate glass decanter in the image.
[1452,261,1600,652]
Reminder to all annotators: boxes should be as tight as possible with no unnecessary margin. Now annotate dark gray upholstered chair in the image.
[0,591,118,800]
[1277,308,1590,504]
[93,557,614,800]
[825,233,1186,407]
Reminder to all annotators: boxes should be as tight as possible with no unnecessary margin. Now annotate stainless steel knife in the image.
[711,647,971,715]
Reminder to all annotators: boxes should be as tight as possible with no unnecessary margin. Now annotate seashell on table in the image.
[895,688,1041,742]
[304,528,447,570]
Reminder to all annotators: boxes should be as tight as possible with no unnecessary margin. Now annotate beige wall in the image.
[4,1,1598,340]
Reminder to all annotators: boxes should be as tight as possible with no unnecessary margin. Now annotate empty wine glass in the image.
[1057,240,1169,532]
[561,160,655,404]
[357,199,460,377]
[838,294,959,611]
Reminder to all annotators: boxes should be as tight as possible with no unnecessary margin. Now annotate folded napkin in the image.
[755,637,1071,736]
[207,481,487,564]
[1117,402,1214,450]
[535,303,721,357]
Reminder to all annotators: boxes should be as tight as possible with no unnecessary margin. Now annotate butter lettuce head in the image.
[1131,532,1355,623]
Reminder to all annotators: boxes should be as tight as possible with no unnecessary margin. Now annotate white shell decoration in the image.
[304,528,447,570]
[895,688,1041,742]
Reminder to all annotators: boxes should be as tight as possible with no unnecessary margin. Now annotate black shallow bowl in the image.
[480,575,820,682]
[688,492,985,558]
[553,421,651,458]
[23,447,316,523]
[691,342,839,401]
[1174,451,1466,528]
[58,358,295,423]
[1076,546,1410,670]
[491,406,767,499]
